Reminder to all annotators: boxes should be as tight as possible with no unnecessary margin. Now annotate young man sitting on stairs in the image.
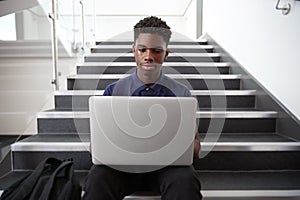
[83,16,202,200]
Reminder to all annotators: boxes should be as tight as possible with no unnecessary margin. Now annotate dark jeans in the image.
[83,165,202,200]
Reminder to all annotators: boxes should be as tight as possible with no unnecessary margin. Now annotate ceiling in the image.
[91,0,192,16]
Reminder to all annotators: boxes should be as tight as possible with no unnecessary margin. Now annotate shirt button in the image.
[145,87,150,91]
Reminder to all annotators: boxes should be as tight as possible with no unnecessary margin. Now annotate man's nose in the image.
[144,49,154,62]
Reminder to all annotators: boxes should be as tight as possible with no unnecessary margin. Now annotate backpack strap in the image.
[38,160,74,200]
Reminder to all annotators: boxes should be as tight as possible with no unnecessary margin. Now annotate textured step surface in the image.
[1,170,300,199]
[36,110,277,133]
[54,90,256,110]
[77,62,231,74]
[91,44,214,53]
[84,53,221,62]
[67,74,241,90]
[11,133,300,171]
[96,40,209,46]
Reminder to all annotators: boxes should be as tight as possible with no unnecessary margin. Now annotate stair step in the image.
[10,133,300,171]
[54,90,256,110]
[36,110,277,133]
[68,74,242,79]
[96,40,208,46]
[55,90,257,96]
[0,171,87,198]
[84,53,221,62]
[67,74,242,90]
[11,133,299,151]
[91,44,214,53]
[77,62,230,74]
[1,170,300,199]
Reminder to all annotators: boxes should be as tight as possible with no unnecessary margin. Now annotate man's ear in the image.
[164,49,170,61]
[132,44,135,53]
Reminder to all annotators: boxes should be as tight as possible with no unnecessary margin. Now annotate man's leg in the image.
[83,165,138,200]
[152,166,202,200]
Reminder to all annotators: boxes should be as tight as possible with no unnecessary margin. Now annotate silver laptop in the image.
[89,96,197,168]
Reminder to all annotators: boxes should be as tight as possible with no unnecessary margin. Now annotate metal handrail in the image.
[80,0,85,52]
[48,0,95,90]
[49,0,59,90]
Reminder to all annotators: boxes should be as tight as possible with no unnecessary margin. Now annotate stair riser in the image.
[84,56,220,62]
[91,48,214,53]
[67,79,240,90]
[195,151,300,170]
[77,66,229,74]
[96,41,208,45]
[55,95,255,111]
[199,118,276,133]
[12,151,300,171]
[12,151,91,171]
[37,118,276,134]
[38,118,90,133]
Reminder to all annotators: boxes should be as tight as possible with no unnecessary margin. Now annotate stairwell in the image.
[1,37,300,199]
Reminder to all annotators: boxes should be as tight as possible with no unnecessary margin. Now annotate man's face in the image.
[133,33,169,83]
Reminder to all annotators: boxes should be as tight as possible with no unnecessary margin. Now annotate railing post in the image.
[80,0,85,52]
[50,0,59,90]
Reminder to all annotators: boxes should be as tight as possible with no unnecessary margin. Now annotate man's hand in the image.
[194,133,200,158]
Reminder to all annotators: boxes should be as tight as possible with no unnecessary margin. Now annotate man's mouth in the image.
[140,63,161,71]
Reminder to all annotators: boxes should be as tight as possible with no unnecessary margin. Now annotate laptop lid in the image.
[89,96,197,171]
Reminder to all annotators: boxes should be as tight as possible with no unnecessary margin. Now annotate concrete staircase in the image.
[1,39,300,199]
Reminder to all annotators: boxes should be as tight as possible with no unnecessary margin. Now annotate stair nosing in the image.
[201,190,300,198]
[84,53,221,57]
[54,90,257,96]
[91,44,214,49]
[0,189,298,198]
[36,111,278,119]
[67,74,242,80]
[126,190,300,198]
[76,62,230,67]
[11,141,300,152]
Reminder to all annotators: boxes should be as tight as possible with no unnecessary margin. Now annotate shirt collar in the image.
[132,70,165,89]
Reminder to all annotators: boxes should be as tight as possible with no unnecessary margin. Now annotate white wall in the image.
[0,13,16,40]
[203,0,300,120]
[0,0,38,17]
[15,6,51,40]
[184,0,198,40]
[94,16,189,41]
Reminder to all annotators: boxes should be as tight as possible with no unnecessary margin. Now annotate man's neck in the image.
[136,72,161,84]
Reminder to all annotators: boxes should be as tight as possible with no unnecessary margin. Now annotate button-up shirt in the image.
[103,71,191,97]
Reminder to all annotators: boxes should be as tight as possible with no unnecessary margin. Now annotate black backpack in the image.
[0,157,81,200]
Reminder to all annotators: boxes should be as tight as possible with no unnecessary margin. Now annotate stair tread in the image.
[92,44,214,49]
[11,133,300,153]
[67,74,242,79]
[199,170,300,190]
[54,90,257,96]
[14,133,297,143]
[37,109,278,119]
[77,61,230,67]
[96,40,208,45]
[84,52,220,57]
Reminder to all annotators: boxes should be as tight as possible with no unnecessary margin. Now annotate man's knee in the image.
[160,166,200,188]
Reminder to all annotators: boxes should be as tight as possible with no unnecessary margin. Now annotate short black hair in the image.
[134,16,172,45]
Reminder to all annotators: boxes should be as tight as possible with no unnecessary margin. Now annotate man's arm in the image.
[194,132,200,158]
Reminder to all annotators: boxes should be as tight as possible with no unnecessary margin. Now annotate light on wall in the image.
[276,0,300,15]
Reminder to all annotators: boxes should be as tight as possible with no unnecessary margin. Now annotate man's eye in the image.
[153,49,164,54]
[138,48,147,53]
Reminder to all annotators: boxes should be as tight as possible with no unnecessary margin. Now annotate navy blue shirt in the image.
[103,71,191,97]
